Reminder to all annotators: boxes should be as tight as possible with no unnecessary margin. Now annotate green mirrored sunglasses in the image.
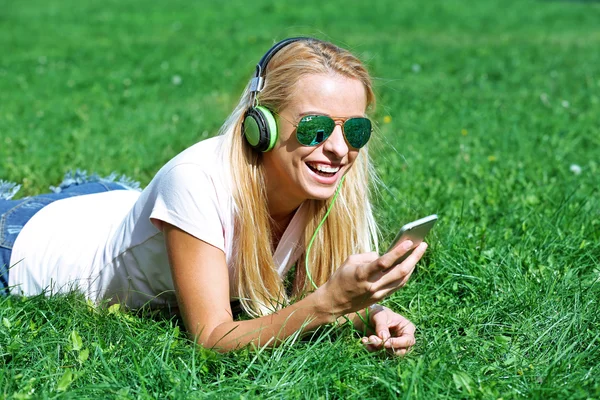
[283,114,372,149]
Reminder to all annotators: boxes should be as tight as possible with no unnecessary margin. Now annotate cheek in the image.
[265,146,306,174]
[273,139,313,167]
[347,150,360,167]
[276,120,296,144]
[274,128,302,157]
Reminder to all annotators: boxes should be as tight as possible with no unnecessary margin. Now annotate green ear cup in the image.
[243,113,261,147]
[242,105,278,152]
[259,106,278,151]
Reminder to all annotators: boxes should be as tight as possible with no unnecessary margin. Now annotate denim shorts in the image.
[0,170,141,295]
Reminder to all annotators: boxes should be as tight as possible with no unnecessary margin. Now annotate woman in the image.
[1,37,427,355]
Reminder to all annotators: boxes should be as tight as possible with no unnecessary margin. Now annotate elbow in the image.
[189,322,240,353]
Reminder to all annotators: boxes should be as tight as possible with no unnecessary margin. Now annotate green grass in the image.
[2,0,599,398]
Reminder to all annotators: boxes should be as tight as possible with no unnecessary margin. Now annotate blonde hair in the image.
[219,39,379,317]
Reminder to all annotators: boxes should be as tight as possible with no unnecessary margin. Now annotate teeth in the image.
[308,163,340,173]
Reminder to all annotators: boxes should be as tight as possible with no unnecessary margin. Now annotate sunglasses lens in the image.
[296,115,335,146]
[343,118,372,148]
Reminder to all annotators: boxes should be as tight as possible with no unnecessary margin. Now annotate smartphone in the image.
[385,214,438,260]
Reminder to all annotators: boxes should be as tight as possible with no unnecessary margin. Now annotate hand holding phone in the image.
[386,214,438,262]
[317,215,437,318]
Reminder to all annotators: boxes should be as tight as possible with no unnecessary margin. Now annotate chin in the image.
[301,167,345,201]
[304,185,339,201]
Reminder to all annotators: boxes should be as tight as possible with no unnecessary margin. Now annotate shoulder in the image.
[145,135,228,189]
[140,136,232,253]
[167,136,226,168]
[142,135,232,226]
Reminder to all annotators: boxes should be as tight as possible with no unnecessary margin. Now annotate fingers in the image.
[349,252,380,264]
[348,252,380,281]
[377,240,415,270]
[383,334,415,349]
[361,309,417,356]
[361,241,410,276]
[363,334,414,347]
[366,240,426,274]
[338,243,427,314]
[362,335,382,351]
[389,241,427,269]
[390,315,416,342]
[395,317,416,336]
[385,316,416,356]
[369,304,391,340]
[369,243,428,297]
[390,347,410,357]
[361,335,415,355]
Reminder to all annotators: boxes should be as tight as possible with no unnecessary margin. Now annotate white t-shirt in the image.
[9,136,308,308]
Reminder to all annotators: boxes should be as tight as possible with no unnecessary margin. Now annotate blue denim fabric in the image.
[0,171,141,294]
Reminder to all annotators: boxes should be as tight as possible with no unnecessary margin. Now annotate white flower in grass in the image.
[561,100,570,108]
[570,164,582,175]
[172,75,182,85]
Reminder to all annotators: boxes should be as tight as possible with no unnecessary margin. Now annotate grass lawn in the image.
[1,0,599,398]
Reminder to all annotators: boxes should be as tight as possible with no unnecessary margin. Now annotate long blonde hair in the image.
[219,38,379,317]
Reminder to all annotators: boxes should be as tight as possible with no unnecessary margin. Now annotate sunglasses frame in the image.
[277,113,372,149]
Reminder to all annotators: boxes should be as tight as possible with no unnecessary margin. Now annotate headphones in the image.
[242,37,311,152]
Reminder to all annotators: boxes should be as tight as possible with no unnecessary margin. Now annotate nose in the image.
[322,123,350,158]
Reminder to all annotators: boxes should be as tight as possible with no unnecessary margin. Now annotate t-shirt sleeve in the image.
[149,163,225,252]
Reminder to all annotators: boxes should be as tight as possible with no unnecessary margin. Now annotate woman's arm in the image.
[164,223,336,351]
[164,222,426,352]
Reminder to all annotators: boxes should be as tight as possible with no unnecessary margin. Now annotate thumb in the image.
[370,306,390,340]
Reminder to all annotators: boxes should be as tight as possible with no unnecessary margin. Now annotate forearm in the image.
[202,291,337,352]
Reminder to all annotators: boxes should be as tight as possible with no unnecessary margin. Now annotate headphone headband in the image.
[243,36,315,152]
[249,37,311,93]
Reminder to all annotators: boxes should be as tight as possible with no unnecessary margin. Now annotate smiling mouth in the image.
[306,162,341,177]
